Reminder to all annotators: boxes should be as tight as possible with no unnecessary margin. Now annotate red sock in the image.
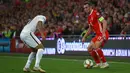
[95,48,106,63]
[88,50,100,64]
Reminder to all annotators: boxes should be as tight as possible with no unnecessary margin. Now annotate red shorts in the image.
[92,31,109,47]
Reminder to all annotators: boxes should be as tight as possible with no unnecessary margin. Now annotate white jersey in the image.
[21,15,46,33]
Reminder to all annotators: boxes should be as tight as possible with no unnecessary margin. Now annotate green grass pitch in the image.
[0,55,130,73]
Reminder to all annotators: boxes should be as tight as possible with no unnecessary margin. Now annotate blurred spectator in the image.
[0,0,130,39]
[2,26,15,38]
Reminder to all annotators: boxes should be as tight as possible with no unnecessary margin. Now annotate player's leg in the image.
[94,37,109,68]
[23,48,38,72]
[23,51,36,72]
[20,33,38,72]
[28,32,45,73]
[21,32,45,73]
[33,44,45,73]
[87,41,101,67]
[20,32,35,72]
[100,32,109,68]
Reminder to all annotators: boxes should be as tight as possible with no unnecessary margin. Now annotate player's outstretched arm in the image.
[37,21,46,40]
[82,25,92,42]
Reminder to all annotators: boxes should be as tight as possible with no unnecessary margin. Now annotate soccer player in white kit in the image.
[20,15,46,73]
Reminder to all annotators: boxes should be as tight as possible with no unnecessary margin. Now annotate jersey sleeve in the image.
[96,11,104,22]
[37,15,46,24]
[93,10,104,22]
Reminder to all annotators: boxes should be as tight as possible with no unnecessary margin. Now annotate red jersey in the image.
[88,9,109,46]
[88,9,107,36]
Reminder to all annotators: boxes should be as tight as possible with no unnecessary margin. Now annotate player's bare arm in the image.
[37,21,46,40]
[99,17,107,38]
[82,25,92,42]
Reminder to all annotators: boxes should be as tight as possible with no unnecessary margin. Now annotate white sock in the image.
[35,49,44,67]
[25,52,36,68]
[103,62,108,65]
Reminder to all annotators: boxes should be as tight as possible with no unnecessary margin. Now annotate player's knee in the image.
[87,47,93,52]
[32,48,37,52]
[95,44,102,49]
[87,44,94,52]
[35,44,44,49]
[95,42,102,48]
[95,44,101,49]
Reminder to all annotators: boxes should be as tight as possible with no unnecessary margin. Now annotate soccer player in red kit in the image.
[82,1,109,68]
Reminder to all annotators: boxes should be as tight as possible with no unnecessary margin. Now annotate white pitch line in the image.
[1,56,130,65]
[44,58,130,64]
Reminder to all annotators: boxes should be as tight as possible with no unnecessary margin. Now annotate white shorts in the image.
[20,32,41,48]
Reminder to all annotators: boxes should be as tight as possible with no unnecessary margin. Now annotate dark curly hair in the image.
[84,1,97,7]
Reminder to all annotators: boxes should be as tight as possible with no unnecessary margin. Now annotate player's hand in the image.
[82,37,86,44]
[102,33,106,40]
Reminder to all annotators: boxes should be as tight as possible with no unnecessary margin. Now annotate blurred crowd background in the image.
[0,0,130,39]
